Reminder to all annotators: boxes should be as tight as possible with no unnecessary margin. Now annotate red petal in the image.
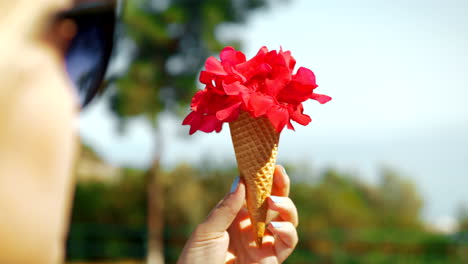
[264,66,291,96]
[205,57,227,75]
[248,93,275,117]
[220,46,246,65]
[266,105,290,133]
[198,115,223,133]
[199,71,213,85]
[235,47,269,80]
[278,67,319,104]
[219,47,248,82]
[231,67,247,82]
[257,46,269,54]
[240,89,252,106]
[190,90,207,111]
[291,104,312,125]
[293,67,317,87]
[182,111,203,135]
[189,126,197,135]
[214,122,223,133]
[223,81,246,95]
[277,84,308,105]
[258,63,273,75]
[280,49,296,70]
[216,102,241,121]
[310,93,332,104]
[182,111,197,125]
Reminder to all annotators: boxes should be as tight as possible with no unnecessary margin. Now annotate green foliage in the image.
[377,168,423,228]
[68,163,462,263]
[109,0,270,126]
[285,168,444,263]
[72,170,147,228]
[457,203,468,232]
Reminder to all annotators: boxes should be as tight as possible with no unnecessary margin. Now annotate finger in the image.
[228,207,259,249]
[271,165,290,197]
[267,196,299,227]
[198,177,246,234]
[267,221,298,262]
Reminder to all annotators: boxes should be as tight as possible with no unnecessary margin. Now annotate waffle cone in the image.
[229,111,280,247]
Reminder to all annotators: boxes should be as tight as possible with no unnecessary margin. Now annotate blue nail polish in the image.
[281,166,287,176]
[270,195,283,204]
[271,221,282,228]
[230,176,240,193]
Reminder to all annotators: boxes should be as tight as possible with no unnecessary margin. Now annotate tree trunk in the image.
[146,128,164,264]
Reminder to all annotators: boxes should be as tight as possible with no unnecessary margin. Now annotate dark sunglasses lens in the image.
[65,11,114,107]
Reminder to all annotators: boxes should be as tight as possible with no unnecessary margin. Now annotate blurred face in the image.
[0,0,78,263]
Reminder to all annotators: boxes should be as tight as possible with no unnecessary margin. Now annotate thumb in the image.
[198,177,245,233]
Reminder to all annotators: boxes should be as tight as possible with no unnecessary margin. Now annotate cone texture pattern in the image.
[229,111,280,247]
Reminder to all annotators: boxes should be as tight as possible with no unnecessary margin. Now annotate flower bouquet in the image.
[183,46,331,246]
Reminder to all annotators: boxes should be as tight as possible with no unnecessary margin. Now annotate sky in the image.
[79,0,468,232]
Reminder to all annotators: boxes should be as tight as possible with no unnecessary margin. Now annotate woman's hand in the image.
[177,165,298,264]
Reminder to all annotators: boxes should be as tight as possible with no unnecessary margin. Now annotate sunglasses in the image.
[57,0,117,108]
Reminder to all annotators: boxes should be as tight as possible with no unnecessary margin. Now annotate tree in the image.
[106,0,272,263]
[457,203,468,232]
[376,168,423,229]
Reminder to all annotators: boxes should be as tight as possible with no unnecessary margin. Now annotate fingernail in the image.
[230,176,240,193]
[271,221,282,229]
[281,165,288,176]
[270,195,283,204]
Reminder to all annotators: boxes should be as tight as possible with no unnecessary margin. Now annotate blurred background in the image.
[69,0,468,263]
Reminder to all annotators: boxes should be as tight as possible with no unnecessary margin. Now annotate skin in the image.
[0,1,299,263]
[178,165,299,264]
[0,0,76,263]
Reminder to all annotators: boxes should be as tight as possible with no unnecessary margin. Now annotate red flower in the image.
[182,46,331,134]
